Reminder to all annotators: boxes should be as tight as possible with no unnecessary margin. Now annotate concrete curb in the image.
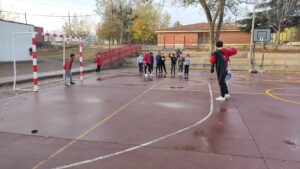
[0,67,96,87]
[0,58,131,87]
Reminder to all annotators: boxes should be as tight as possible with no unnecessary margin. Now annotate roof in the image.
[156,22,242,33]
[0,19,34,27]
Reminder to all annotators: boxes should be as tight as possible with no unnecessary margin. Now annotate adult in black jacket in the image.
[210,41,237,101]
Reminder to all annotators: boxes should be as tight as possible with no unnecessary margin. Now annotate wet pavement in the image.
[0,68,300,169]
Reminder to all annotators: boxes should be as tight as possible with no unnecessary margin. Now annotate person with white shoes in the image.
[210,41,237,101]
[137,53,144,76]
[184,54,191,78]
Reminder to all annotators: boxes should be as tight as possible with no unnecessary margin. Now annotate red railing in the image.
[97,44,141,66]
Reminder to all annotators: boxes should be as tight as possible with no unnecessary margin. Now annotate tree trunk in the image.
[120,26,124,44]
[209,22,215,54]
[199,0,224,54]
[276,24,281,49]
[215,0,225,42]
[109,34,111,50]
[215,17,223,42]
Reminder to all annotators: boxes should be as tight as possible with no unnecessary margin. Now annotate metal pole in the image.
[12,32,34,90]
[250,5,255,71]
[32,32,38,92]
[68,11,71,32]
[12,34,17,90]
[68,11,72,43]
[25,12,27,24]
[79,38,84,81]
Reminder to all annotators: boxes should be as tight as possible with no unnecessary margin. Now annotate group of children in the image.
[67,42,235,102]
[137,49,191,79]
[65,41,237,102]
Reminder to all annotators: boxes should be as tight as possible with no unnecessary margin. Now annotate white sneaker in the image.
[225,94,230,98]
[216,96,226,101]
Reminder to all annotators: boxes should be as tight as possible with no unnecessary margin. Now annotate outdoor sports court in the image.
[0,69,300,169]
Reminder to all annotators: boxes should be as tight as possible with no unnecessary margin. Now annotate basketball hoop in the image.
[260,37,264,41]
[260,37,264,44]
[253,29,271,42]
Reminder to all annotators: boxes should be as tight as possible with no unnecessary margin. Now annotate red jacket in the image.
[144,52,150,64]
[63,58,73,70]
[210,47,237,67]
[96,56,102,65]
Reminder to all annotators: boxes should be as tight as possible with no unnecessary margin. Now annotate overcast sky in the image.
[0,0,251,33]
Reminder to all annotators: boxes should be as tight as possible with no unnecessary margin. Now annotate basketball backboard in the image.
[253,29,271,42]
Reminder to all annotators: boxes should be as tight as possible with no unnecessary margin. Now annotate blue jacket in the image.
[156,55,161,64]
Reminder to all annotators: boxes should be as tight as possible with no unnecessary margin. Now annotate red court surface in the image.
[0,69,300,169]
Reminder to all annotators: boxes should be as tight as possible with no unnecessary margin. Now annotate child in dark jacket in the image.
[161,53,167,74]
[170,53,177,77]
[150,52,154,72]
[155,52,162,77]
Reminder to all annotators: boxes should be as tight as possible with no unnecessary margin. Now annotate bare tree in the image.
[129,1,170,43]
[174,0,226,53]
[96,0,141,44]
[96,6,120,44]
[274,0,299,47]
[215,0,226,42]
[113,1,137,44]
[0,2,17,21]
[173,21,182,27]
[63,14,94,39]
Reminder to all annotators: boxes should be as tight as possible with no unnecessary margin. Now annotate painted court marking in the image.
[32,78,164,169]
[265,88,300,105]
[238,74,300,83]
[153,87,266,95]
[0,70,130,103]
[52,79,214,169]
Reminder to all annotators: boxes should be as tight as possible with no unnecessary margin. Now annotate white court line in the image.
[0,69,128,102]
[52,79,214,169]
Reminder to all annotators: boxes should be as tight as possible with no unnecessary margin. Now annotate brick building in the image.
[156,23,251,48]
[34,26,44,45]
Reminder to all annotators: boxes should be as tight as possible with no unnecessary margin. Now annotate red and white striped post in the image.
[79,37,84,81]
[32,33,38,92]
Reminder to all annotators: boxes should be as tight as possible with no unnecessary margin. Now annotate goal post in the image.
[12,32,84,92]
[12,32,38,91]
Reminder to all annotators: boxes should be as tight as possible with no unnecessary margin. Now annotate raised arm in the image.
[227,47,237,57]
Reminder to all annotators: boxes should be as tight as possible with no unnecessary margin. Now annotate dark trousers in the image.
[184,65,189,75]
[156,63,162,75]
[161,62,166,73]
[178,64,183,73]
[144,63,151,74]
[150,63,154,72]
[138,63,144,73]
[218,72,229,97]
[171,63,176,75]
[96,65,101,72]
